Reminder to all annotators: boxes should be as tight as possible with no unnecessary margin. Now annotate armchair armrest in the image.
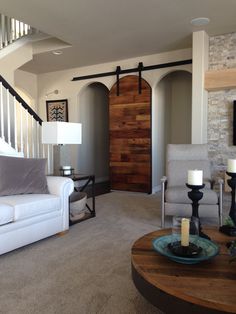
[217,177,224,226]
[161,176,167,228]
[46,176,74,230]
[161,176,167,183]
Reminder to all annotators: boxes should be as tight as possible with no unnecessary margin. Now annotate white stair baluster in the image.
[0,15,3,49]
[1,15,5,47]
[7,17,12,44]
[25,110,29,157]
[13,96,18,152]
[6,89,11,146]
[0,82,5,140]
[36,122,40,157]
[20,106,23,154]
[31,115,35,157]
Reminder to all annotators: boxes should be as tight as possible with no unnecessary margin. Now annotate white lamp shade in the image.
[42,122,82,144]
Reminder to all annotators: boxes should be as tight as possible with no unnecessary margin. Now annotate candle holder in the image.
[186,183,210,240]
[167,241,202,257]
[219,172,236,236]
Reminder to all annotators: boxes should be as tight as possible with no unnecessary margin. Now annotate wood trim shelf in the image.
[205,68,236,91]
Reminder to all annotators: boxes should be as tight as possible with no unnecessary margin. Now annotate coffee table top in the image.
[131,227,236,314]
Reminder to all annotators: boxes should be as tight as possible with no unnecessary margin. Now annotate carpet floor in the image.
[0,191,166,314]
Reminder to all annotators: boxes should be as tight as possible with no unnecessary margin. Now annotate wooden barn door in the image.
[109,75,151,193]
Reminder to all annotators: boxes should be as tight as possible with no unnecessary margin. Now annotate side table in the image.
[65,174,96,225]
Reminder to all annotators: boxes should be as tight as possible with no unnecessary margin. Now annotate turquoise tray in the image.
[152,235,219,264]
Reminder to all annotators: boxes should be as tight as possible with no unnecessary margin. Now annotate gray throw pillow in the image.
[0,156,49,196]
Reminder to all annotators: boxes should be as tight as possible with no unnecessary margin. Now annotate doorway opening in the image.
[153,70,192,188]
[77,82,110,193]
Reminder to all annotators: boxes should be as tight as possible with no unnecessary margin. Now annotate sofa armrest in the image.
[46,176,74,197]
[46,176,74,230]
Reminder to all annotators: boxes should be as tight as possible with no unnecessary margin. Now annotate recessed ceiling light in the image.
[190,17,210,26]
[52,50,63,55]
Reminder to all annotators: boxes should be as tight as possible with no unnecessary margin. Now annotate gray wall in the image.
[155,70,192,186]
[74,83,109,182]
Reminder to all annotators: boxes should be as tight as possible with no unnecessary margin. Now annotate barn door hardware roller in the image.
[138,62,143,94]
[116,66,121,96]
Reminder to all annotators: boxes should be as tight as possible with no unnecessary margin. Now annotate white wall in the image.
[192,31,209,144]
[15,70,38,111]
[74,83,109,181]
[169,71,192,144]
[37,48,192,190]
[154,71,192,188]
[0,41,33,85]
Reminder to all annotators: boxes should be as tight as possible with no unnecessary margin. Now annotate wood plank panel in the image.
[109,75,151,193]
[205,68,236,91]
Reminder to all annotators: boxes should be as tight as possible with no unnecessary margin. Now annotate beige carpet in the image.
[0,191,165,314]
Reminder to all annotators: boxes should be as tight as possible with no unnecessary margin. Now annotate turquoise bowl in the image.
[152,235,219,264]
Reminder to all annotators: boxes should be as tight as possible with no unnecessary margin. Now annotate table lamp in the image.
[42,122,82,175]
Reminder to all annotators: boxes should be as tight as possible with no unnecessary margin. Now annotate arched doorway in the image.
[77,82,109,184]
[154,70,192,187]
[109,75,152,193]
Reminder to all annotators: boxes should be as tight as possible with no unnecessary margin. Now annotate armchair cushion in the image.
[165,186,218,205]
[167,160,211,187]
[0,156,49,196]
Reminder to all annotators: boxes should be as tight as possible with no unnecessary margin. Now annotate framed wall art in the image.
[46,99,68,122]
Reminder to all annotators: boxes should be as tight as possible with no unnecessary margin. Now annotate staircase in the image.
[0,13,53,173]
[0,13,34,50]
[0,75,53,173]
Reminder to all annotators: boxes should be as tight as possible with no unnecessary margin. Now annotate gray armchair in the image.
[161,144,223,228]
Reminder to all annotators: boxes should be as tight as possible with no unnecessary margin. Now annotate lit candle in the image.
[181,218,190,247]
[227,159,236,173]
[187,170,203,185]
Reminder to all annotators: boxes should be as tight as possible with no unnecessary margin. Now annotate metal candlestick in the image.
[186,183,210,239]
[219,172,236,236]
[226,171,236,225]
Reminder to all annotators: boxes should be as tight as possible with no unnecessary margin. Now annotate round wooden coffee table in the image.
[131,228,236,314]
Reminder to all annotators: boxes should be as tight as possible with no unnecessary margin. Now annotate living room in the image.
[0,1,236,313]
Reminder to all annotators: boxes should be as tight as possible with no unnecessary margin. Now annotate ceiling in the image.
[1,0,236,74]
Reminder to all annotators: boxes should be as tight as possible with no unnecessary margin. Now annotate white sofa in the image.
[0,176,74,255]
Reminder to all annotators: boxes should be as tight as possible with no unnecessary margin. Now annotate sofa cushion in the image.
[0,156,49,196]
[1,194,60,221]
[0,203,14,225]
[165,186,218,205]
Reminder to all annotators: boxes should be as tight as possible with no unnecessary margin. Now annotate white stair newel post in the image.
[13,96,18,152]
[0,82,5,140]
[6,89,11,146]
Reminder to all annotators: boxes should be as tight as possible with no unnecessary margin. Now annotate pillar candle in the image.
[62,166,72,175]
[227,159,236,173]
[187,169,203,185]
[181,218,190,247]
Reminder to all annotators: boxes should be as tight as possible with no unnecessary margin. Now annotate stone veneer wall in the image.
[208,32,236,181]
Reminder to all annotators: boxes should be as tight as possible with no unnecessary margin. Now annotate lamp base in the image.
[53,145,72,175]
